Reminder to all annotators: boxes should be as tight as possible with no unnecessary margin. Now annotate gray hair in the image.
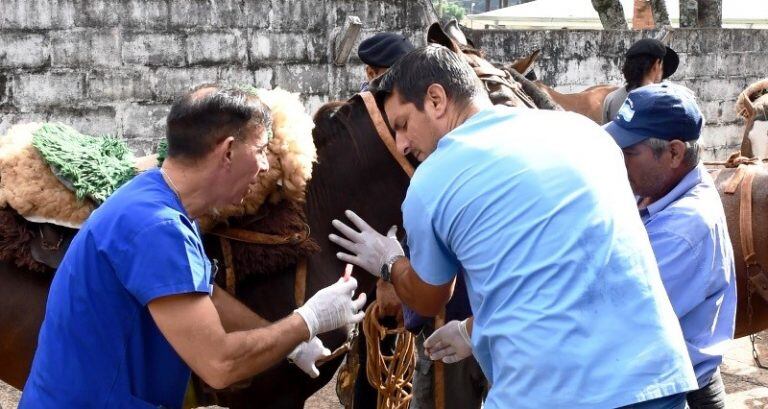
[643,137,700,168]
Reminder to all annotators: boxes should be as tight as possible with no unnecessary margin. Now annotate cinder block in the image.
[691,77,746,102]
[740,52,768,78]
[0,33,49,68]
[253,68,274,88]
[248,31,327,64]
[269,0,328,31]
[716,53,746,78]
[186,31,247,65]
[0,0,76,29]
[123,33,186,67]
[679,53,719,79]
[51,29,122,68]
[273,64,330,94]
[87,70,153,102]
[118,103,171,147]
[47,106,118,137]
[699,100,723,125]
[169,0,245,28]
[150,67,218,102]
[301,94,330,117]
[13,72,85,108]
[75,0,169,29]
[242,1,272,29]
[216,67,255,88]
[719,30,760,53]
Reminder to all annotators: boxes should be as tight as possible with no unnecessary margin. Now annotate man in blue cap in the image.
[604,83,736,408]
[357,32,414,91]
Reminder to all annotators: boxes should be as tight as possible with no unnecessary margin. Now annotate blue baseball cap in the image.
[603,83,704,149]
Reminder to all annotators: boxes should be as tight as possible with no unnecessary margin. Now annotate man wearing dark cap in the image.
[602,38,680,124]
[604,83,736,408]
[358,32,415,91]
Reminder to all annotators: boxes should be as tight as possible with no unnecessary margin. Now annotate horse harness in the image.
[470,61,537,109]
[710,158,768,367]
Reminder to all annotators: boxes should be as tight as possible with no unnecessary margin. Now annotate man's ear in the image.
[668,139,687,168]
[217,135,236,168]
[424,84,448,117]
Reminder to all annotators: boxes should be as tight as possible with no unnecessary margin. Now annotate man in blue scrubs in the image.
[604,83,737,408]
[330,45,698,408]
[20,85,366,408]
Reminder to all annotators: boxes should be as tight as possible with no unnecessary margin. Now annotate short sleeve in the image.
[115,219,213,305]
[402,190,459,286]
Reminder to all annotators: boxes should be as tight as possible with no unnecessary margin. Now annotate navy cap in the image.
[626,38,679,79]
[358,33,415,68]
[603,83,704,149]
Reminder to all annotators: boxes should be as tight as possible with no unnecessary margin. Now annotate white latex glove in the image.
[424,319,473,364]
[295,277,366,340]
[329,209,405,276]
[287,336,331,378]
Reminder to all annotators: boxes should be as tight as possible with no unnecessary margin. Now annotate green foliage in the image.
[32,123,136,204]
[433,1,466,21]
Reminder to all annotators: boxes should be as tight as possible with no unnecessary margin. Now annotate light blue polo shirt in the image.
[403,105,697,409]
[21,169,213,409]
[641,164,736,387]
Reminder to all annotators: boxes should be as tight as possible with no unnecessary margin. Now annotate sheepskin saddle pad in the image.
[0,122,136,229]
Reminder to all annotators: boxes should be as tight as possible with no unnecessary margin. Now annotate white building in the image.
[465,0,768,29]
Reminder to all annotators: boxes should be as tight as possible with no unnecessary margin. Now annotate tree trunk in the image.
[592,0,628,30]
[650,0,671,27]
[633,0,655,29]
[679,0,698,27]
[485,0,491,12]
[698,0,722,27]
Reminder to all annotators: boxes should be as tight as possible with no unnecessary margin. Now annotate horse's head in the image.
[426,21,536,108]
[308,96,413,297]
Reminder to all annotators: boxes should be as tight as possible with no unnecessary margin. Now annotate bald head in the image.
[166,84,272,160]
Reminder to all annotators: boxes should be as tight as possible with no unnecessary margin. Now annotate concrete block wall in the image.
[471,28,768,161]
[0,0,435,154]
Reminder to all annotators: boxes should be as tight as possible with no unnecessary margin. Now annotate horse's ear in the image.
[427,22,462,54]
[312,101,348,152]
[509,49,541,78]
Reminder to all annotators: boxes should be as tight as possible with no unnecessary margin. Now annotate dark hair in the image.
[622,54,660,91]
[166,84,272,159]
[371,44,481,110]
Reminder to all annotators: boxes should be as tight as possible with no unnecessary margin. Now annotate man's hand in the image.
[295,276,366,340]
[287,337,331,378]
[424,319,473,364]
[329,210,404,276]
[376,279,402,318]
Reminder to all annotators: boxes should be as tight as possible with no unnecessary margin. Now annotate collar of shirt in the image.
[642,163,707,221]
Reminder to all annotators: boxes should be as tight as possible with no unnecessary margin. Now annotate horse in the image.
[0,21,550,407]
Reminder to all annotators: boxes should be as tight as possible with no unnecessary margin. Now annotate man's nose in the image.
[395,134,410,156]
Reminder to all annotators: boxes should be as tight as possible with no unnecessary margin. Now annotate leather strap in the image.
[740,167,757,265]
[207,224,309,245]
[219,236,237,295]
[294,258,308,308]
[724,166,747,194]
[737,167,768,302]
[359,91,415,178]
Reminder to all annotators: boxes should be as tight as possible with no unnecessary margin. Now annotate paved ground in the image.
[4,333,768,408]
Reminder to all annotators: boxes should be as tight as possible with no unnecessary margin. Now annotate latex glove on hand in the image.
[288,336,331,378]
[295,276,366,340]
[329,209,404,277]
[424,319,473,364]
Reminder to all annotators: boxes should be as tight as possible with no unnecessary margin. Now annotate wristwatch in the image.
[380,255,404,283]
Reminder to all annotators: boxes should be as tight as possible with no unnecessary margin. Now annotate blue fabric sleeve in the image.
[116,219,213,305]
[402,190,459,286]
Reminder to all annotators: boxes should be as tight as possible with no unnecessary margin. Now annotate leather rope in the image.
[219,237,237,295]
[363,302,416,409]
[359,91,415,178]
[294,258,307,308]
[207,223,310,245]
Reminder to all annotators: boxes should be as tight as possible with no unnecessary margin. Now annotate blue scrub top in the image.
[642,164,736,387]
[21,169,213,409]
[403,106,697,409]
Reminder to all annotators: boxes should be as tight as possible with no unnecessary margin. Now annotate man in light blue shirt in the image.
[330,45,698,409]
[605,83,737,409]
